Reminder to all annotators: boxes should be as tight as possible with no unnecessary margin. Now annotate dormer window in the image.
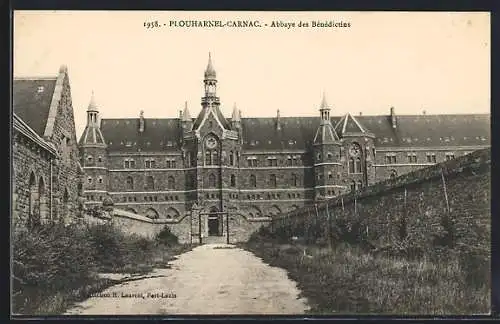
[87,155,93,163]
[37,86,44,93]
[125,141,132,147]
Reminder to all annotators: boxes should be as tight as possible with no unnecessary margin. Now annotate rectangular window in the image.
[391,156,397,164]
[145,160,151,168]
[171,160,176,168]
[130,160,135,168]
[166,160,171,168]
[124,160,130,168]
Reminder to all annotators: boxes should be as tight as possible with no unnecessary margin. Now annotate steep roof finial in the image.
[88,90,98,111]
[232,102,241,122]
[320,90,329,110]
[182,101,192,121]
[204,52,216,79]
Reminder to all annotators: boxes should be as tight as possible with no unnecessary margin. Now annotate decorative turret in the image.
[194,53,230,131]
[313,92,340,145]
[77,91,109,205]
[79,91,106,146]
[231,102,241,130]
[312,92,342,201]
[181,101,193,132]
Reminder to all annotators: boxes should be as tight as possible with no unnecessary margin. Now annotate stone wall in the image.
[12,135,54,228]
[271,148,491,251]
[105,208,270,244]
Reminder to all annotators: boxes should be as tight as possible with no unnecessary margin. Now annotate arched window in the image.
[355,157,362,173]
[250,174,256,187]
[390,169,398,180]
[28,172,37,228]
[38,177,47,223]
[229,151,234,166]
[126,176,134,190]
[357,180,363,191]
[167,176,175,190]
[230,174,236,187]
[146,176,154,190]
[349,158,355,174]
[205,151,211,165]
[350,181,356,192]
[208,173,216,187]
[145,208,159,219]
[269,174,277,188]
[291,174,298,186]
[212,151,219,165]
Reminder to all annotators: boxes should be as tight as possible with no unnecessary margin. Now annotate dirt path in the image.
[64,244,309,315]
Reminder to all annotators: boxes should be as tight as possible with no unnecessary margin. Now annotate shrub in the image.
[155,225,179,246]
[12,222,96,314]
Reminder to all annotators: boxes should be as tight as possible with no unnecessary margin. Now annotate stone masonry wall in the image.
[12,135,53,228]
[271,148,491,251]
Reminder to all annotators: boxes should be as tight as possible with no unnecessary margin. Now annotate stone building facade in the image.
[78,54,490,240]
[12,66,83,229]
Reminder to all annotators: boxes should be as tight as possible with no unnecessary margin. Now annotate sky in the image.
[13,11,490,139]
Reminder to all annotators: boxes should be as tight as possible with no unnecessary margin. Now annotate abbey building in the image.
[76,53,490,237]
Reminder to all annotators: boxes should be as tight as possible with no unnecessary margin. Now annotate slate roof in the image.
[335,113,370,135]
[357,114,490,147]
[99,114,490,152]
[100,118,183,152]
[13,78,57,137]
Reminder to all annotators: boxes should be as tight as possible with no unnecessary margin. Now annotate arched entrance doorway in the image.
[208,206,222,236]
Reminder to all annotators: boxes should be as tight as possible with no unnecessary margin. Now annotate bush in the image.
[155,226,179,246]
[12,220,161,314]
[12,222,96,313]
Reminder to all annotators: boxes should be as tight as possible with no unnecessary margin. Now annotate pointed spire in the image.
[182,101,191,121]
[88,90,98,111]
[320,90,329,110]
[231,102,240,121]
[204,52,217,79]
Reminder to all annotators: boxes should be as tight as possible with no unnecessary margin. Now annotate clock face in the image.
[205,136,218,149]
[349,144,361,157]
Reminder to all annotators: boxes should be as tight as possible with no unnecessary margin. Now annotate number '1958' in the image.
[144,21,161,28]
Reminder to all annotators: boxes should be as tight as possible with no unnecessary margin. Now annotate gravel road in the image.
[64,244,309,315]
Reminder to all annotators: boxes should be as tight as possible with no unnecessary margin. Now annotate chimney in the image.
[359,112,363,116]
[179,109,183,119]
[276,109,281,131]
[139,110,145,133]
[390,106,396,129]
[422,110,427,115]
